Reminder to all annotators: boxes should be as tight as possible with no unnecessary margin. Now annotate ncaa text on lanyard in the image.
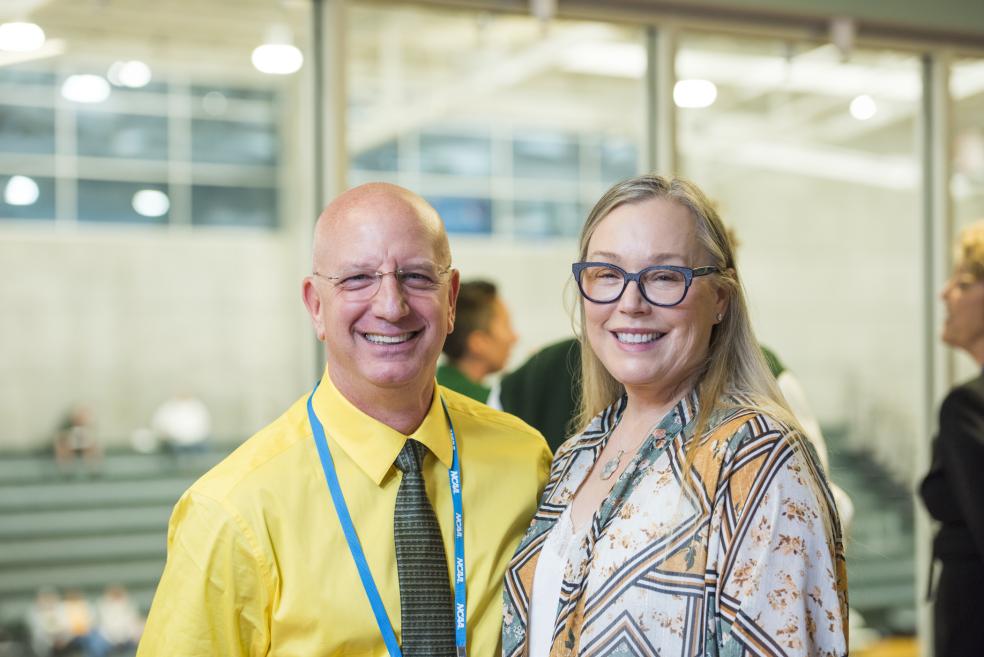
[307,385,468,657]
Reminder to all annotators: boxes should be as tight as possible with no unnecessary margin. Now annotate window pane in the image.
[514,200,582,238]
[420,132,491,176]
[513,133,580,180]
[347,3,644,242]
[191,85,276,103]
[953,57,984,232]
[0,174,55,221]
[601,138,638,184]
[77,111,168,160]
[428,196,491,234]
[351,139,399,172]
[0,105,55,154]
[191,119,277,165]
[191,184,277,228]
[0,68,56,85]
[78,180,169,225]
[952,56,984,382]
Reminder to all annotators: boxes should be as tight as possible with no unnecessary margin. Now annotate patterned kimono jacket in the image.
[502,391,848,657]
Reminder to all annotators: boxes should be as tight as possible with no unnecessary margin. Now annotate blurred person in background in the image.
[25,588,69,657]
[150,391,211,454]
[61,589,107,657]
[502,174,848,656]
[437,279,517,403]
[919,219,984,657]
[137,183,549,657]
[95,585,144,653]
[54,404,101,474]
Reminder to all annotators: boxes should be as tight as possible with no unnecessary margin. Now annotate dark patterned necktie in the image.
[393,439,455,657]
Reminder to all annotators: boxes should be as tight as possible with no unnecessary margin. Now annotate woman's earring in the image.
[716,313,724,322]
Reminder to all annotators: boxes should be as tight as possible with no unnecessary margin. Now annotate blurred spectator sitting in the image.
[26,588,70,657]
[151,392,211,453]
[437,280,517,402]
[96,585,144,653]
[53,404,101,474]
[63,590,97,655]
[26,588,110,657]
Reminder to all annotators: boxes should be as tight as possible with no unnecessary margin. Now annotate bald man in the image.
[138,184,551,657]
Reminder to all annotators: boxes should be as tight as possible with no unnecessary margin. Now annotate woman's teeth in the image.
[615,332,663,344]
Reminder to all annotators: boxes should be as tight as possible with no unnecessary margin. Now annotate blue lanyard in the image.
[306,385,468,657]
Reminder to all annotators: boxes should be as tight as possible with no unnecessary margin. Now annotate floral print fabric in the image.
[502,391,848,657]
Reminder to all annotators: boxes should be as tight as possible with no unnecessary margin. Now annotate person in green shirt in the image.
[437,280,517,402]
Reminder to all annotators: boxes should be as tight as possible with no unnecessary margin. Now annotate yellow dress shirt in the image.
[137,370,551,657]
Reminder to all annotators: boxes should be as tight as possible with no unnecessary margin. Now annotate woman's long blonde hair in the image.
[573,174,797,447]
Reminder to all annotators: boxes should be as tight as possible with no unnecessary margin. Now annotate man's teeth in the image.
[364,332,414,345]
[615,332,663,344]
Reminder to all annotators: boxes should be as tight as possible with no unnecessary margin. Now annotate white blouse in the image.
[527,505,589,657]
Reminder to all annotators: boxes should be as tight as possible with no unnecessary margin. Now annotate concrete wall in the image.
[0,225,579,452]
[707,170,925,482]
[0,227,316,451]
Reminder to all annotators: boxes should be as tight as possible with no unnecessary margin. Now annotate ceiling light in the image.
[4,175,40,206]
[252,43,303,75]
[850,94,877,120]
[61,74,111,103]
[132,189,170,217]
[562,42,646,78]
[252,24,303,75]
[673,79,717,109]
[0,22,45,53]
[107,60,152,88]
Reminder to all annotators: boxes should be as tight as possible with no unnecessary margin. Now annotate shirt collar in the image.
[311,370,454,486]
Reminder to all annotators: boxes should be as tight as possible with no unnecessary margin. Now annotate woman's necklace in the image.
[599,449,625,480]
[598,410,670,482]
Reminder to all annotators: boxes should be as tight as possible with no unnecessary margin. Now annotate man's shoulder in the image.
[189,393,313,502]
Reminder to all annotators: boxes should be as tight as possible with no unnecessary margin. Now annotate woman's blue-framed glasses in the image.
[572,261,719,307]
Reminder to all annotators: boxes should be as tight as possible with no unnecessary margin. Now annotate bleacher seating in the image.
[827,428,918,634]
[0,433,921,641]
[0,450,226,630]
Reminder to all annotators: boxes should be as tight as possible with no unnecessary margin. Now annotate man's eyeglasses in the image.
[313,265,453,300]
[572,261,719,307]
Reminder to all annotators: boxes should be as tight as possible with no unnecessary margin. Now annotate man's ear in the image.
[301,278,326,341]
[446,269,461,334]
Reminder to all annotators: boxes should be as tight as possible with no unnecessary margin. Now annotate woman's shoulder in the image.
[938,375,984,441]
[707,401,787,437]
[703,401,802,460]
[704,402,831,503]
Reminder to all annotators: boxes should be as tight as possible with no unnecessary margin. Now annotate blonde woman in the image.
[920,220,984,657]
[502,175,848,657]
